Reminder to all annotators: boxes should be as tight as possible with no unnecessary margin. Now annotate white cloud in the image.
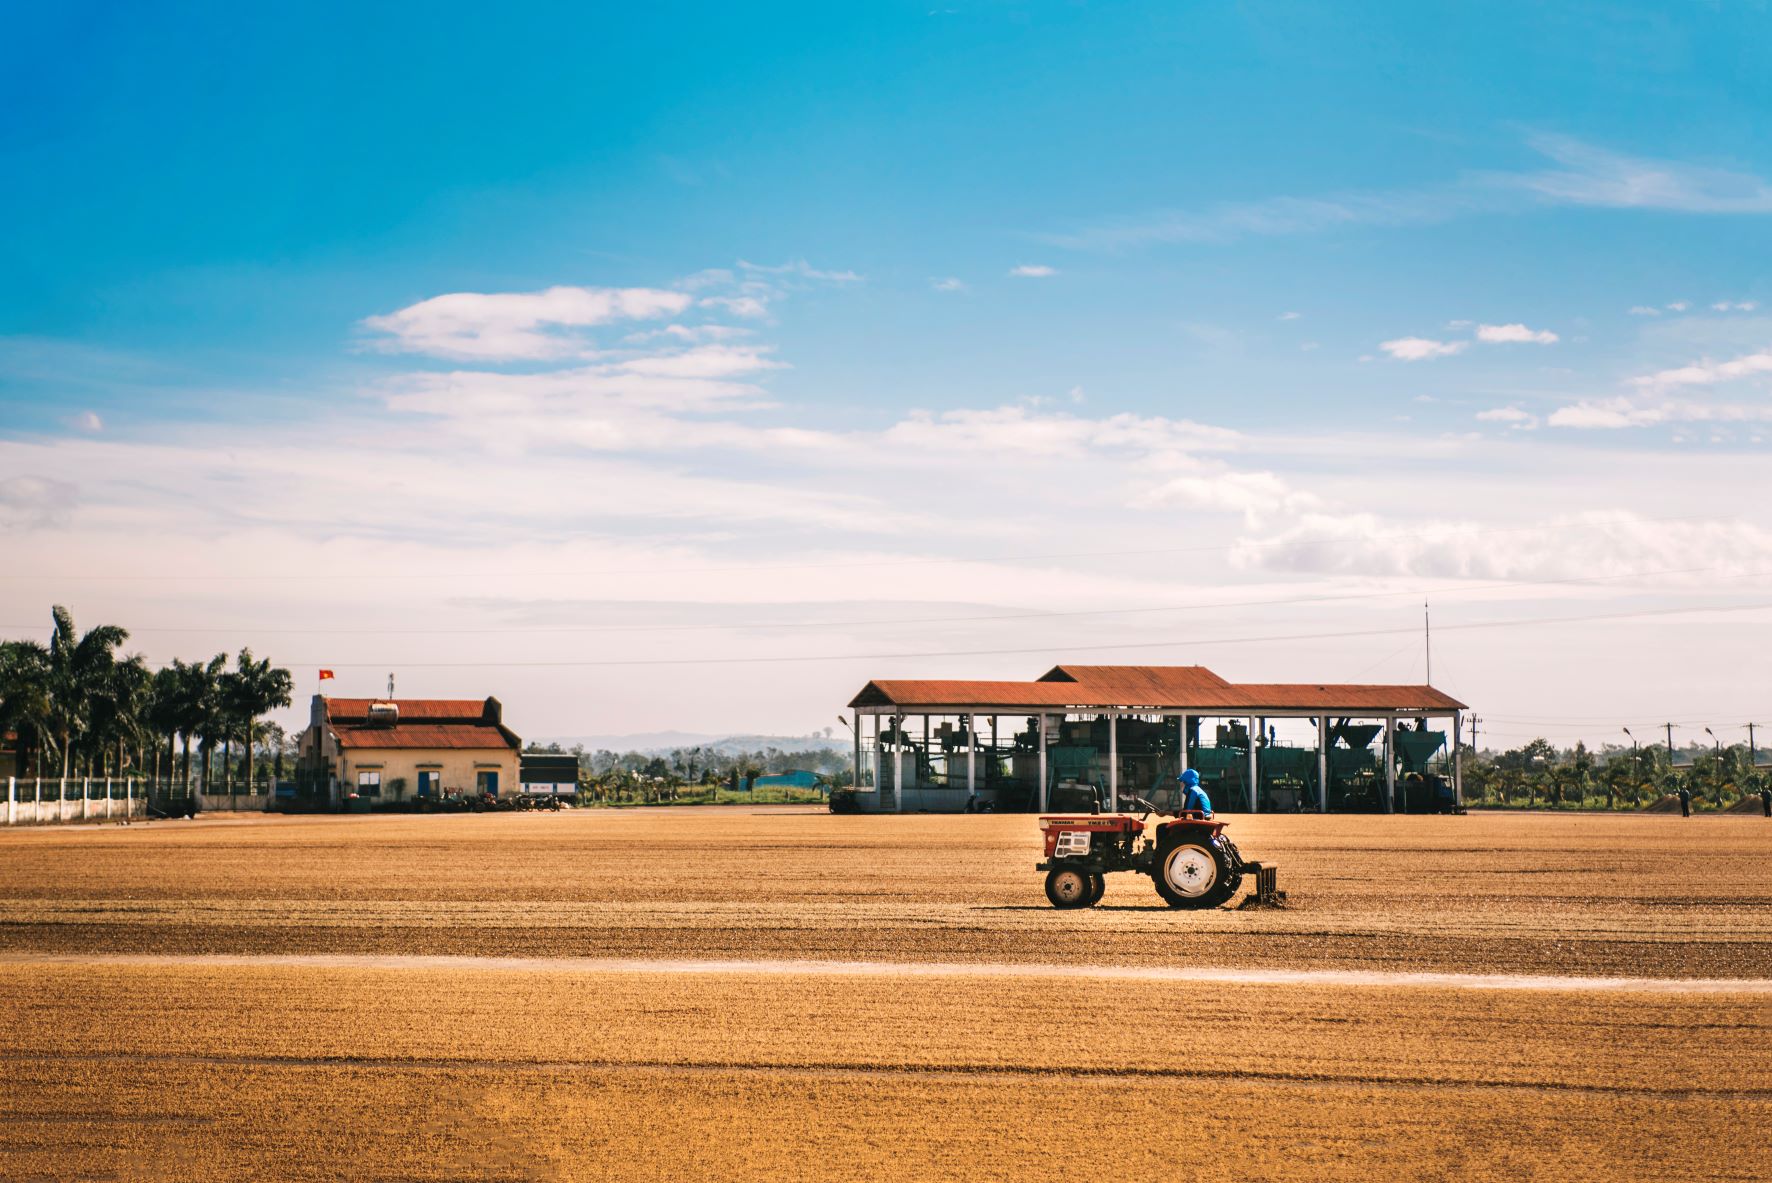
[622,323,751,345]
[0,474,76,528]
[1711,300,1759,312]
[1476,406,1539,428]
[882,406,1241,460]
[1233,509,1772,581]
[1476,323,1559,345]
[738,259,863,283]
[617,344,784,380]
[71,411,103,432]
[1628,306,1661,316]
[361,286,691,360]
[698,295,770,319]
[1131,468,1320,523]
[1380,337,1467,361]
[1495,135,1772,213]
[1278,311,1301,321]
[1628,347,1772,391]
[931,277,966,292]
[676,268,735,292]
[1042,134,1772,251]
[1009,264,1057,278]
[1548,392,1772,429]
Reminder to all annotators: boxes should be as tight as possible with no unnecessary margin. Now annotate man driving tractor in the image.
[1178,768,1212,817]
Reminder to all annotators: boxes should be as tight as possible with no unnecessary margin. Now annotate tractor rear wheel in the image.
[1085,873,1106,907]
[1154,840,1238,909]
[1044,867,1093,909]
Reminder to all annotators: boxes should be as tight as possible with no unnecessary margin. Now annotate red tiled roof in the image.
[324,697,491,721]
[334,723,517,751]
[849,665,1464,713]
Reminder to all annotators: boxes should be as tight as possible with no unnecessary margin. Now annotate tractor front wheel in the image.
[1154,840,1238,909]
[1045,867,1093,909]
[1086,873,1106,907]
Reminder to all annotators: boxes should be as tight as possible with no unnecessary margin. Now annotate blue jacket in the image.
[1181,785,1213,815]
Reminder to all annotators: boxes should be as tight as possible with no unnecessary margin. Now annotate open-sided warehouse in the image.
[845,665,1466,814]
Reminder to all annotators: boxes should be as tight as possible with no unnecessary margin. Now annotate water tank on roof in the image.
[367,701,399,727]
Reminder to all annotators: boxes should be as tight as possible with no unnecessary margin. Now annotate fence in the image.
[3,777,273,826]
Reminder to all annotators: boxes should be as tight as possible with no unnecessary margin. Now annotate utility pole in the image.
[1749,722,1758,764]
[1469,715,1481,755]
[1424,600,1432,685]
[1665,722,1675,763]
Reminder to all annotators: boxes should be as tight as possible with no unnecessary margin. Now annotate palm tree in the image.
[144,666,184,786]
[87,654,149,777]
[0,640,54,779]
[190,653,228,795]
[226,649,293,796]
[167,656,220,791]
[44,607,129,779]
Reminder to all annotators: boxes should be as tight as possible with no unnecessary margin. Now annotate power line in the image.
[0,513,1727,582]
[196,597,1772,670]
[4,562,1764,639]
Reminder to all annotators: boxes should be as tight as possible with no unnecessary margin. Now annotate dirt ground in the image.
[2,809,1769,1181]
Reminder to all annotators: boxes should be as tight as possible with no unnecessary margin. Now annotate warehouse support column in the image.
[6,777,12,825]
[105,776,112,820]
[893,714,906,814]
[1384,716,1397,813]
[852,710,861,802]
[1317,717,1329,813]
[1038,713,1049,812]
[1178,715,1189,773]
[1108,712,1118,812]
[1453,712,1464,807]
[1246,717,1258,813]
[966,715,976,799]
[82,777,89,822]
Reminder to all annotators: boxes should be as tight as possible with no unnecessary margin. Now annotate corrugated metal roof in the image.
[1040,665,1235,701]
[849,680,1087,710]
[1227,682,1464,711]
[335,723,517,751]
[849,665,1464,712]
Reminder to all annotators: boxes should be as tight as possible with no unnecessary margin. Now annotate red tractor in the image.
[1036,811,1281,909]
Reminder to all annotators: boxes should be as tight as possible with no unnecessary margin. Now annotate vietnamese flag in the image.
[318,669,335,681]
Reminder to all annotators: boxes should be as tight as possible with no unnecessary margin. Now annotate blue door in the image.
[476,770,499,796]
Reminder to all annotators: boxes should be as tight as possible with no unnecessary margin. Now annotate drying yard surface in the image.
[2,809,1769,1181]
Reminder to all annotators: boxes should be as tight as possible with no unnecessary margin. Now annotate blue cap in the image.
[1177,769,1200,787]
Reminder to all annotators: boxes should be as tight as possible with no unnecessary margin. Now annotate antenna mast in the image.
[388,672,395,699]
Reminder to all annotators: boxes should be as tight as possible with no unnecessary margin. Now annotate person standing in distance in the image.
[1177,768,1213,817]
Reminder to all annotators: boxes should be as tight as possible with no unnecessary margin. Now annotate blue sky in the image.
[4,2,1771,745]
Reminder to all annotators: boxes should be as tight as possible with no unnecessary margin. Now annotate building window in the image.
[417,771,439,797]
[357,771,381,798]
[476,769,499,796]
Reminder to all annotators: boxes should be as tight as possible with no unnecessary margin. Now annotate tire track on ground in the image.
[8,1050,1769,1101]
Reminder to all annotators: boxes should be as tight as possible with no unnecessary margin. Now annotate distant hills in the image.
[533,731,848,756]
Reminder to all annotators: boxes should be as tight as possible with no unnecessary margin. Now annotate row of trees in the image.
[525,741,850,802]
[1465,738,1768,809]
[0,606,295,791]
